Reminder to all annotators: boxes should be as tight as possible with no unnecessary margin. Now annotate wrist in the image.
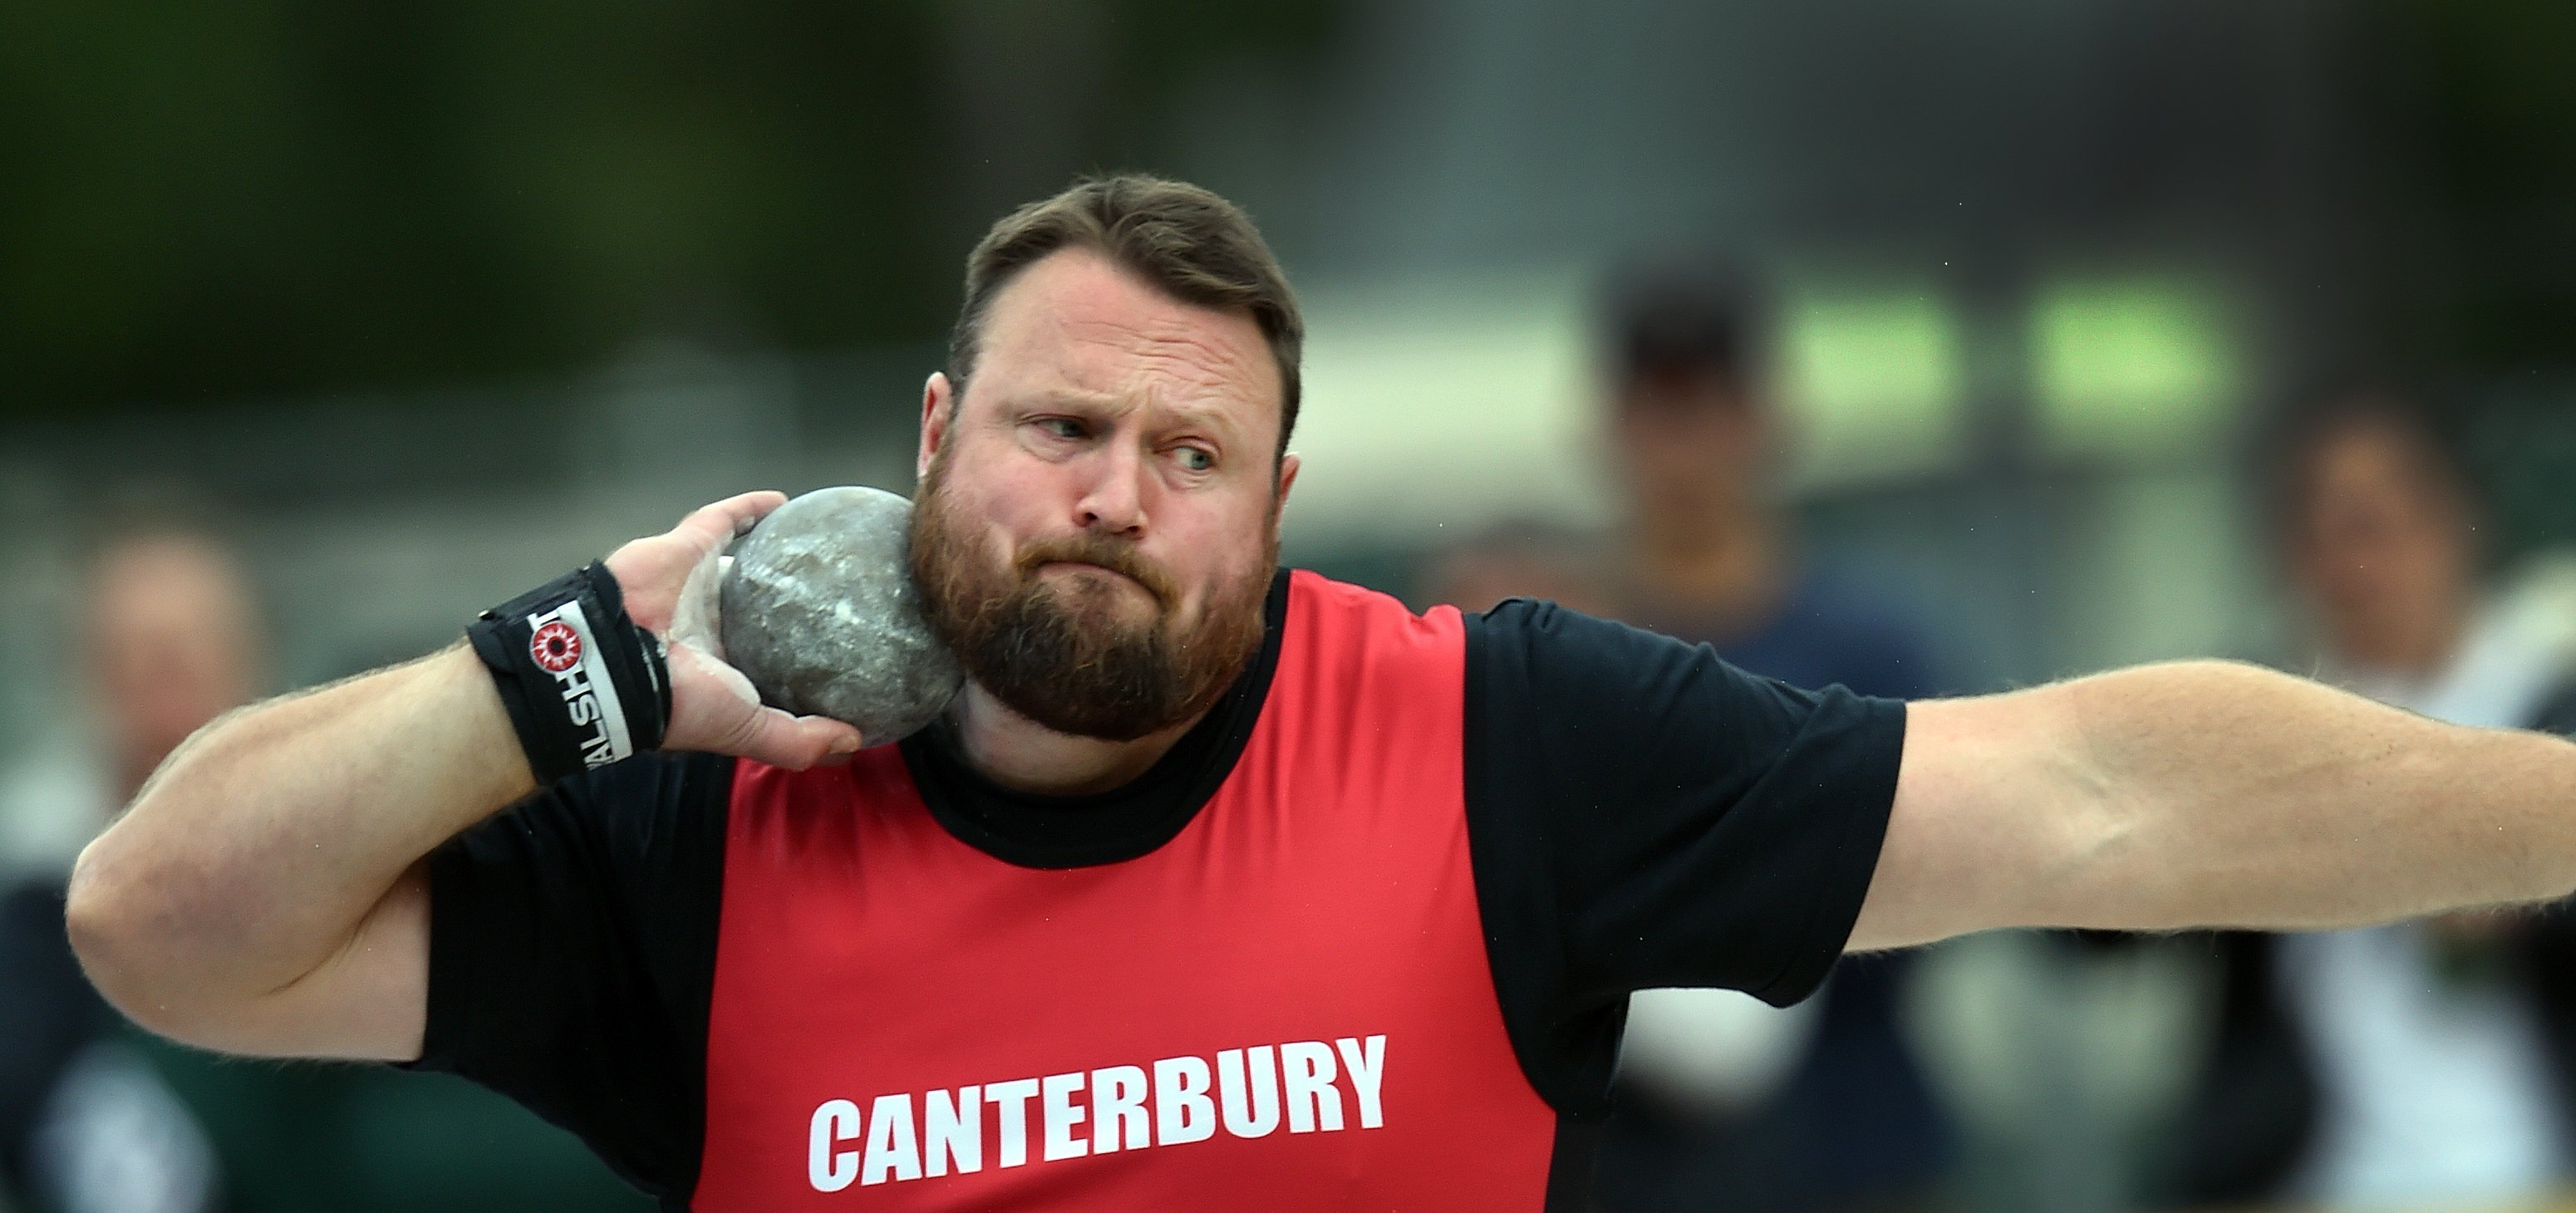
[465,561,671,785]
[434,644,543,807]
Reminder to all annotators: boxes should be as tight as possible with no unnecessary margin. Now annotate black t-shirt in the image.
[414,575,1907,1206]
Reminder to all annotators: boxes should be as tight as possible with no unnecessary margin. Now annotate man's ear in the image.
[1273,452,1301,527]
[917,372,953,483]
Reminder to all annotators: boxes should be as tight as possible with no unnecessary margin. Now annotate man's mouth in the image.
[1014,540,1174,606]
[1037,561,1147,592]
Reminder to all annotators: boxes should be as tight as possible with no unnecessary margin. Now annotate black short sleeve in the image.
[1463,599,1906,1116]
[410,751,734,1206]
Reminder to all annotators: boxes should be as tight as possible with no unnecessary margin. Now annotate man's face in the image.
[2288,419,2473,670]
[909,248,1299,741]
[1611,370,1767,525]
[83,537,262,784]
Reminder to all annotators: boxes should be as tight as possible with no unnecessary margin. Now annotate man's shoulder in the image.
[1467,594,1666,665]
[1285,568,1470,663]
[1289,568,1453,625]
[1282,569,1644,661]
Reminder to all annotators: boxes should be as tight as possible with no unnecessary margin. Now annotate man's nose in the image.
[1074,444,1149,537]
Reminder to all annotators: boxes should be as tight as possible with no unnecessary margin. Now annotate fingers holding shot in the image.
[17,9,2576,1213]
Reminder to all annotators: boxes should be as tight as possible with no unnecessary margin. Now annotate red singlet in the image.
[693,572,1560,1209]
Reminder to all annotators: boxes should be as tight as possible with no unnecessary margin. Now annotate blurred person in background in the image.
[2152,393,2576,1210]
[1585,261,1954,1213]
[3,498,653,1213]
[1421,522,1616,620]
[1,500,238,1213]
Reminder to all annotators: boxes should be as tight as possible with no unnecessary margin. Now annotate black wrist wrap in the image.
[466,561,671,785]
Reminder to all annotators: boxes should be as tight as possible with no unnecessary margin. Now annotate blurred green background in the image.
[1,2,2569,414]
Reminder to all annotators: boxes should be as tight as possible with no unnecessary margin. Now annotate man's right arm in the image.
[69,647,516,1061]
[65,491,862,1063]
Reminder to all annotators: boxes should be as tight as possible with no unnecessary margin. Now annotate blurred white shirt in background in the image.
[2285,584,2576,1210]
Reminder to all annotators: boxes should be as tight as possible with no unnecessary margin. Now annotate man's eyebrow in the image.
[1012,388,1123,412]
[1015,390,1251,443]
[1161,400,1248,441]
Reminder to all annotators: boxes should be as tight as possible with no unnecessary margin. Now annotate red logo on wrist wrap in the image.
[530,620,583,673]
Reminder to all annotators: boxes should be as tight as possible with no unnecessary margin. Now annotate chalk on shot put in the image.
[716,486,963,745]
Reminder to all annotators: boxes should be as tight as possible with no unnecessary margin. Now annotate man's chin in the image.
[984,675,1185,744]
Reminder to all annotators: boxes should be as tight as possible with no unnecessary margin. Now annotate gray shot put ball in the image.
[718,486,963,744]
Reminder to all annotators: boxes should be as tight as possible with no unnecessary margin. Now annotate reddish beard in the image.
[907,463,1276,743]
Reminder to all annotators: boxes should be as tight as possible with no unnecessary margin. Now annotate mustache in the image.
[1012,534,1179,606]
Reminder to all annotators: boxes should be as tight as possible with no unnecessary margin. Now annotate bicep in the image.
[1849,683,2116,950]
[1469,600,1910,1005]
[185,862,430,1062]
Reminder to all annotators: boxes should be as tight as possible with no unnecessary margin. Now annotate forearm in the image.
[2048,660,2576,931]
[69,644,531,1016]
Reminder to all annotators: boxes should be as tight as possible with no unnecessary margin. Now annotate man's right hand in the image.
[603,491,865,769]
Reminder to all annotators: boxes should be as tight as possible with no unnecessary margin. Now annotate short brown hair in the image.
[946,174,1305,458]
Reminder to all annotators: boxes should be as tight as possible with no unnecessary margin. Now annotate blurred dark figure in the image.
[1422,521,1617,619]
[2151,393,2576,1210]
[2,508,243,1213]
[84,518,269,805]
[1585,260,1952,1213]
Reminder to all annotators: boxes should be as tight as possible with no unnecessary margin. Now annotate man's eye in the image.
[1036,417,1085,440]
[1175,446,1215,472]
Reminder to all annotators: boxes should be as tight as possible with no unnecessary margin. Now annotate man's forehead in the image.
[95,538,243,600]
[88,542,259,644]
[973,250,1283,428]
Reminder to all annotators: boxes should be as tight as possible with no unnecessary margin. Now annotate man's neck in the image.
[116,752,162,808]
[1630,504,1790,636]
[946,682,1203,797]
[2333,595,2474,685]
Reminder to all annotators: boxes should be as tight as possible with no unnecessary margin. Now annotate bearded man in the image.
[65,175,2576,1212]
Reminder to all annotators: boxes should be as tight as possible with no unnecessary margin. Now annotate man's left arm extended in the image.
[1851,659,2576,950]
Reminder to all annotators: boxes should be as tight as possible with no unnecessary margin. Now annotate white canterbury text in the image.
[806,1034,1388,1192]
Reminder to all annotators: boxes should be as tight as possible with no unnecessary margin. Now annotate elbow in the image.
[66,813,236,1046]
[66,835,186,1039]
